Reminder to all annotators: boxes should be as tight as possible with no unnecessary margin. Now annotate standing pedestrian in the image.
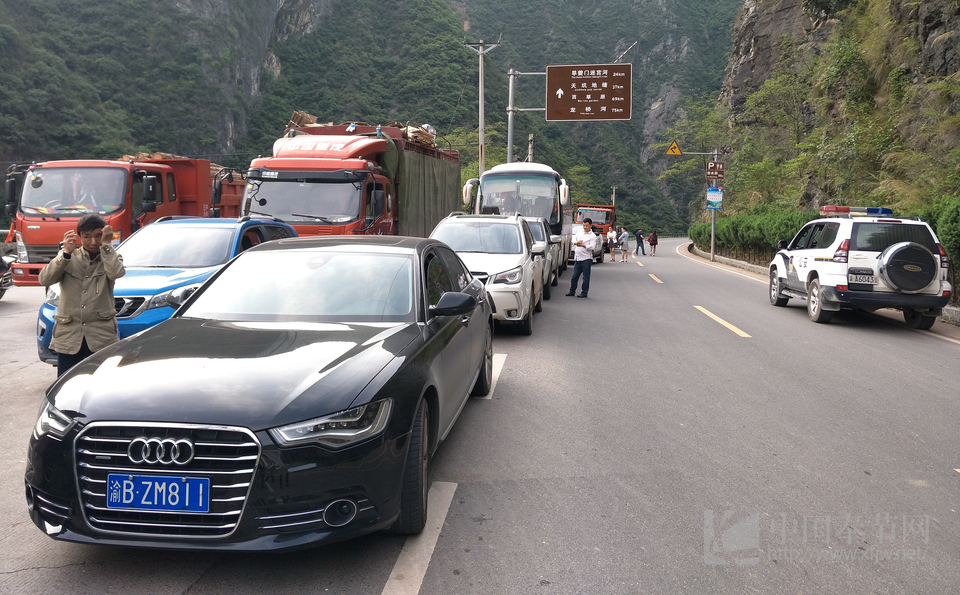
[566,218,597,298]
[634,228,646,256]
[648,230,659,256]
[606,228,617,262]
[39,214,125,376]
[618,227,629,262]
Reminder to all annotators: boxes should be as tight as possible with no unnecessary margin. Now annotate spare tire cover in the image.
[878,242,937,293]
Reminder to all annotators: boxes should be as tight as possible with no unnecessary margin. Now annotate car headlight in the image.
[268,399,392,449]
[35,400,76,438]
[44,284,60,307]
[493,266,523,284]
[146,283,202,310]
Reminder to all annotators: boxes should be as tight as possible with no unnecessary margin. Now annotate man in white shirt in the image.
[566,218,597,298]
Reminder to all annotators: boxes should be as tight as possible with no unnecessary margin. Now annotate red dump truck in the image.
[242,115,461,238]
[3,155,244,286]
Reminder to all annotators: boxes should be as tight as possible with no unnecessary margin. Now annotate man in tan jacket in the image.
[39,214,125,376]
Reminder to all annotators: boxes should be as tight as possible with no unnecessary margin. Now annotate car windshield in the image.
[526,222,545,242]
[432,220,523,254]
[120,225,235,268]
[20,167,126,216]
[243,179,360,223]
[478,174,559,223]
[850,222,937,252]
[183,250,416,322]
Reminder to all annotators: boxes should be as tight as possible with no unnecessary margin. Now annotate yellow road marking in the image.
[694,306,751,337]
[635,260,644,267]
[955,469,960,473]
[649,274,663,283]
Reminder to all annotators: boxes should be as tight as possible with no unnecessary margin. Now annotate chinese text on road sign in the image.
[545,64,632,122]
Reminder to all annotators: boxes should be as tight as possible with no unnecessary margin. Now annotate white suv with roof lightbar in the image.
[769,206,952,328]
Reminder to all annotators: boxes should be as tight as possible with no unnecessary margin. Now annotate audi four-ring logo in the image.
[127,437,195,466]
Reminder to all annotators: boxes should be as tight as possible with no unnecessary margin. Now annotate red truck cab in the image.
[4,158,242,286]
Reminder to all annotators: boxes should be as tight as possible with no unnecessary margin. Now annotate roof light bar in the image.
[819,206,893,217]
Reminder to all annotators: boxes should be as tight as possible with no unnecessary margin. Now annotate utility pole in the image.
[506,68,546,163]
[612,185,616,206]
[527,134,534,162]
[464,36,500,174]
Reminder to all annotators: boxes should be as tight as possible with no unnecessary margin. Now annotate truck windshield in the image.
[20,167,126,216]
[243,179,360,223]
[576,209,612,225]
[479,174,560,224]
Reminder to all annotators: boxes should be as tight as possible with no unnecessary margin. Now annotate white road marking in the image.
[381,481,458,595]
[480,353,507,400]
[675,242,767,284]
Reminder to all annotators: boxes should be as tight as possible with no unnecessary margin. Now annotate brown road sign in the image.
[665,140,683,156]
[545,64,632,122]
[706,161,725,180]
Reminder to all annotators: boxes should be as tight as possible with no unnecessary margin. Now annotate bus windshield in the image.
[479,174,560,224]
[243,179,361,223]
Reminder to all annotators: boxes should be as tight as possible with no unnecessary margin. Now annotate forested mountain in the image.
[0,0,742,233]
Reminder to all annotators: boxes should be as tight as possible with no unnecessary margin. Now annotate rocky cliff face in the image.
[890,1,960,78]
[169,0,334,154]
[718,0,830,115]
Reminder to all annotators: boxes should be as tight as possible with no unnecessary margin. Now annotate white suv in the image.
[769,207,952,328]
[431,214,544,335]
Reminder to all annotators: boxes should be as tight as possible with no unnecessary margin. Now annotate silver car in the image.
[431,213,544,335]
[523,216,561,300]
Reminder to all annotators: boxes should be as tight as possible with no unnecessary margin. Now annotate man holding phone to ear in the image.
[39,214,125,376]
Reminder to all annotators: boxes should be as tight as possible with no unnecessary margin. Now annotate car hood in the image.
[48,317,422,430]
[114,266,220,296]
[455,252,527,276]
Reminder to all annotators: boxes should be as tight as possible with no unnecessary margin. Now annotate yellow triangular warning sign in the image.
[665,140,683,156]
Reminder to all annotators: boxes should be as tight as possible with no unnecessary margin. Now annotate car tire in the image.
[769,269,789,307]
[518,295,534,335]
[543,278,551,300]
[596,250,604,264]
[903,308,937,330]
[551,269,559,286]
[534,283,544,312]
[470,324,493,396]
[390,400,429,535]
[879,242,937,293]
[807,278,834,323]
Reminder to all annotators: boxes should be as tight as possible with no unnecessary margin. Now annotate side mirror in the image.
[5,177,17,205]
[559,180,570,205]
[142,201,157,213]
[212,180,222,205]
[210,207,221,218]
[429,291,477,317]
[462,179,478,207]
[142,175,158,202]
[532,241,547,256]
[777,240,788,250]
[549,234,562,244]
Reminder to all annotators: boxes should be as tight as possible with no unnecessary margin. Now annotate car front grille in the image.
[114,296,146,318]
[75,422,260,539]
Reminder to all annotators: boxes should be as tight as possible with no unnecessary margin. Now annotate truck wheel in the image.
[807,279,834,323]
[903,308,937,330]
[390,400,428,535]
[769,269,788,306]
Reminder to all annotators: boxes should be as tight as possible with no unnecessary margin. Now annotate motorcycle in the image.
[0,254,14,301]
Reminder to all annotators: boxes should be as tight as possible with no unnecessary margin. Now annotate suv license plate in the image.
[106,473,210,513]
[848,274,878,284]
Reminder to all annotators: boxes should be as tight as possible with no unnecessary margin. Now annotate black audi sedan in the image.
[25,236,493,551]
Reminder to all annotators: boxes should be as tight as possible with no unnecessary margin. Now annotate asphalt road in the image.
[2,237,960,594]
